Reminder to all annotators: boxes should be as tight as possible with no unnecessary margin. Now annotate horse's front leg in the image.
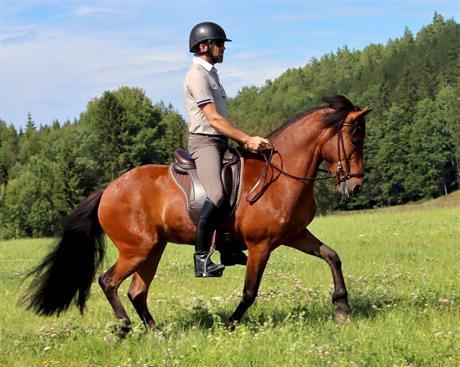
[285,228,351,323]
[227,243,271,329]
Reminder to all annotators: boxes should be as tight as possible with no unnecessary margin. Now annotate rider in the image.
[184,21,269,277]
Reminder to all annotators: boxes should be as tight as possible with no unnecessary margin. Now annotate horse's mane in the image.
[267,95,357,139]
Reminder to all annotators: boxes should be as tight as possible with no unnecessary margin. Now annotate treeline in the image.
[229,13,459,210]
[0,88,187,238]
[0,13,458,238]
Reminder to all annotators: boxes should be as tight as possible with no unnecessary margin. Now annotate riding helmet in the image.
[189,22,231,52]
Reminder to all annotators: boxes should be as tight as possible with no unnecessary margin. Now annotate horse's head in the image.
[320,96,371,197]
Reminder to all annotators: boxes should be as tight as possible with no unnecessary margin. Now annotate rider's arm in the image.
[201,103,269,152]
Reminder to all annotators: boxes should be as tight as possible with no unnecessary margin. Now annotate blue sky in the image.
[1,1,458,130]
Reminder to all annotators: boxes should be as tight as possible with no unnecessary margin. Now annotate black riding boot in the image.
[217,231,248,266]
[194,198,225,277]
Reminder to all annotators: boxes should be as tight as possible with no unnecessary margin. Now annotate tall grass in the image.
[0,205,458,366]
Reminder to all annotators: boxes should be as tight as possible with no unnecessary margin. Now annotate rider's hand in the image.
[243,136,271,153]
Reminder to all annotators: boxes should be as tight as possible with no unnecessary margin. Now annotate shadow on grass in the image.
[348,293,401,319]
[154,284,456,332]
[165,293,410,331]
[168,307,337,331]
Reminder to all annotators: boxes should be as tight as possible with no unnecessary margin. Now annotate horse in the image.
[22,95,371,334]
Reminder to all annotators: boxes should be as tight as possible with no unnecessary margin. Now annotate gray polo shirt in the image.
[183,57,229,135]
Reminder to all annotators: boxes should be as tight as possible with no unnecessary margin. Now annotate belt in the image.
[190,133,228,139]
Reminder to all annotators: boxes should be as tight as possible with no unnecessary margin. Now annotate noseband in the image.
[247,122,364,203]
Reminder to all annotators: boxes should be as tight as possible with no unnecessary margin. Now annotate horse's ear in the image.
[345,107,372,123]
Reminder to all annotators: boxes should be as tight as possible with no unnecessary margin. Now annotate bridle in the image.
[334,122,365,183]
[247,122,364,203]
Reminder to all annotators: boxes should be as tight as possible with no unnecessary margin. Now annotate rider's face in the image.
[209,41,225,63]
[199,40,225,64]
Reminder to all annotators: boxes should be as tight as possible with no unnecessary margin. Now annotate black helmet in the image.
[189,22,231,52]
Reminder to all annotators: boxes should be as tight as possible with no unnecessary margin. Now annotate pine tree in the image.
[18,113,40,163]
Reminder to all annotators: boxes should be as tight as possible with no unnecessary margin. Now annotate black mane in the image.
[321,95,357,127]
[267,95,357,139]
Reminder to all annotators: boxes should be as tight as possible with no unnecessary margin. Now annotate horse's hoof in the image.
[147,322,160,332]
[225,320,238,332]
[105,319,132,341]
[335,308,352,325]
[117,318,133,338]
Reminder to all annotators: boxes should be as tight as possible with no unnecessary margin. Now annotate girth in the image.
[169,148,244,225]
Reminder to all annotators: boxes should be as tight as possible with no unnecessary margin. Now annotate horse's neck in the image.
[271,116,324,181]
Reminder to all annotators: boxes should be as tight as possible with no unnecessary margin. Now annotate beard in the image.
[214,53,224,63]
[207,48,224,64]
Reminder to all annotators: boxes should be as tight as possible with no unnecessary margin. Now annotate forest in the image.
[0,13,458,238]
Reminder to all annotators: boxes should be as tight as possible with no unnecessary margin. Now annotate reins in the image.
[246,122,364,204]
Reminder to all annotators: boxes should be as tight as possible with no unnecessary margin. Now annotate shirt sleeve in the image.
[187,72,215,107]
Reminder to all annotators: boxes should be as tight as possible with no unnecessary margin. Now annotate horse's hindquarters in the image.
[98,165,195,247]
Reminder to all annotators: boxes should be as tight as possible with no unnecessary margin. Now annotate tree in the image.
[156,103,187,163]
[18,113,40,163]
[80,87,171,185]
[405,97,456,199]
[374,105,412,204]
[0,120,19,185]
[1,157,63,238]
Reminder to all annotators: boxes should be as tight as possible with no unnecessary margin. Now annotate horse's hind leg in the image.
[127,241,167,329]
[98,247,148,336]
[285,229,351,323]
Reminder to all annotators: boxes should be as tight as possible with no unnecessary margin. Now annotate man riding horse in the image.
[184,22,269,277]
[23,22,371,335]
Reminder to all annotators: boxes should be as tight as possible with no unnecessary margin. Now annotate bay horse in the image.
[23,95,371,333]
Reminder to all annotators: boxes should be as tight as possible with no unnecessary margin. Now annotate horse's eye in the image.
[351,134,364,146]
[350,119,365,145]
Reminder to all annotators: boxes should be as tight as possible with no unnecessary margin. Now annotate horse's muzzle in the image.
[338,180,362,197]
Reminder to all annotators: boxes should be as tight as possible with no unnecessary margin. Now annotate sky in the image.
[0,1,458,130]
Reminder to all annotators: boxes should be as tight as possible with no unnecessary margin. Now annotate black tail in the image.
[21,190,106,316]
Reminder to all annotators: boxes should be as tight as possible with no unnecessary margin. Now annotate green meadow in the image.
[0,195,458,367]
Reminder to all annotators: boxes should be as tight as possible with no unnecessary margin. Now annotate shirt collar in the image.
[193,57,216,72]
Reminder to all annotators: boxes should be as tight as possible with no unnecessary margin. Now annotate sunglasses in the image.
[211,40,225,48]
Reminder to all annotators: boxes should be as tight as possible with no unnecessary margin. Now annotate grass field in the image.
[0,197,458,366]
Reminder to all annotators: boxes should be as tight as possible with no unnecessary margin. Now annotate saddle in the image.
[169,148,244,226]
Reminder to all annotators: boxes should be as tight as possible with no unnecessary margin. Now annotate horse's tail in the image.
[21,190,106,316]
